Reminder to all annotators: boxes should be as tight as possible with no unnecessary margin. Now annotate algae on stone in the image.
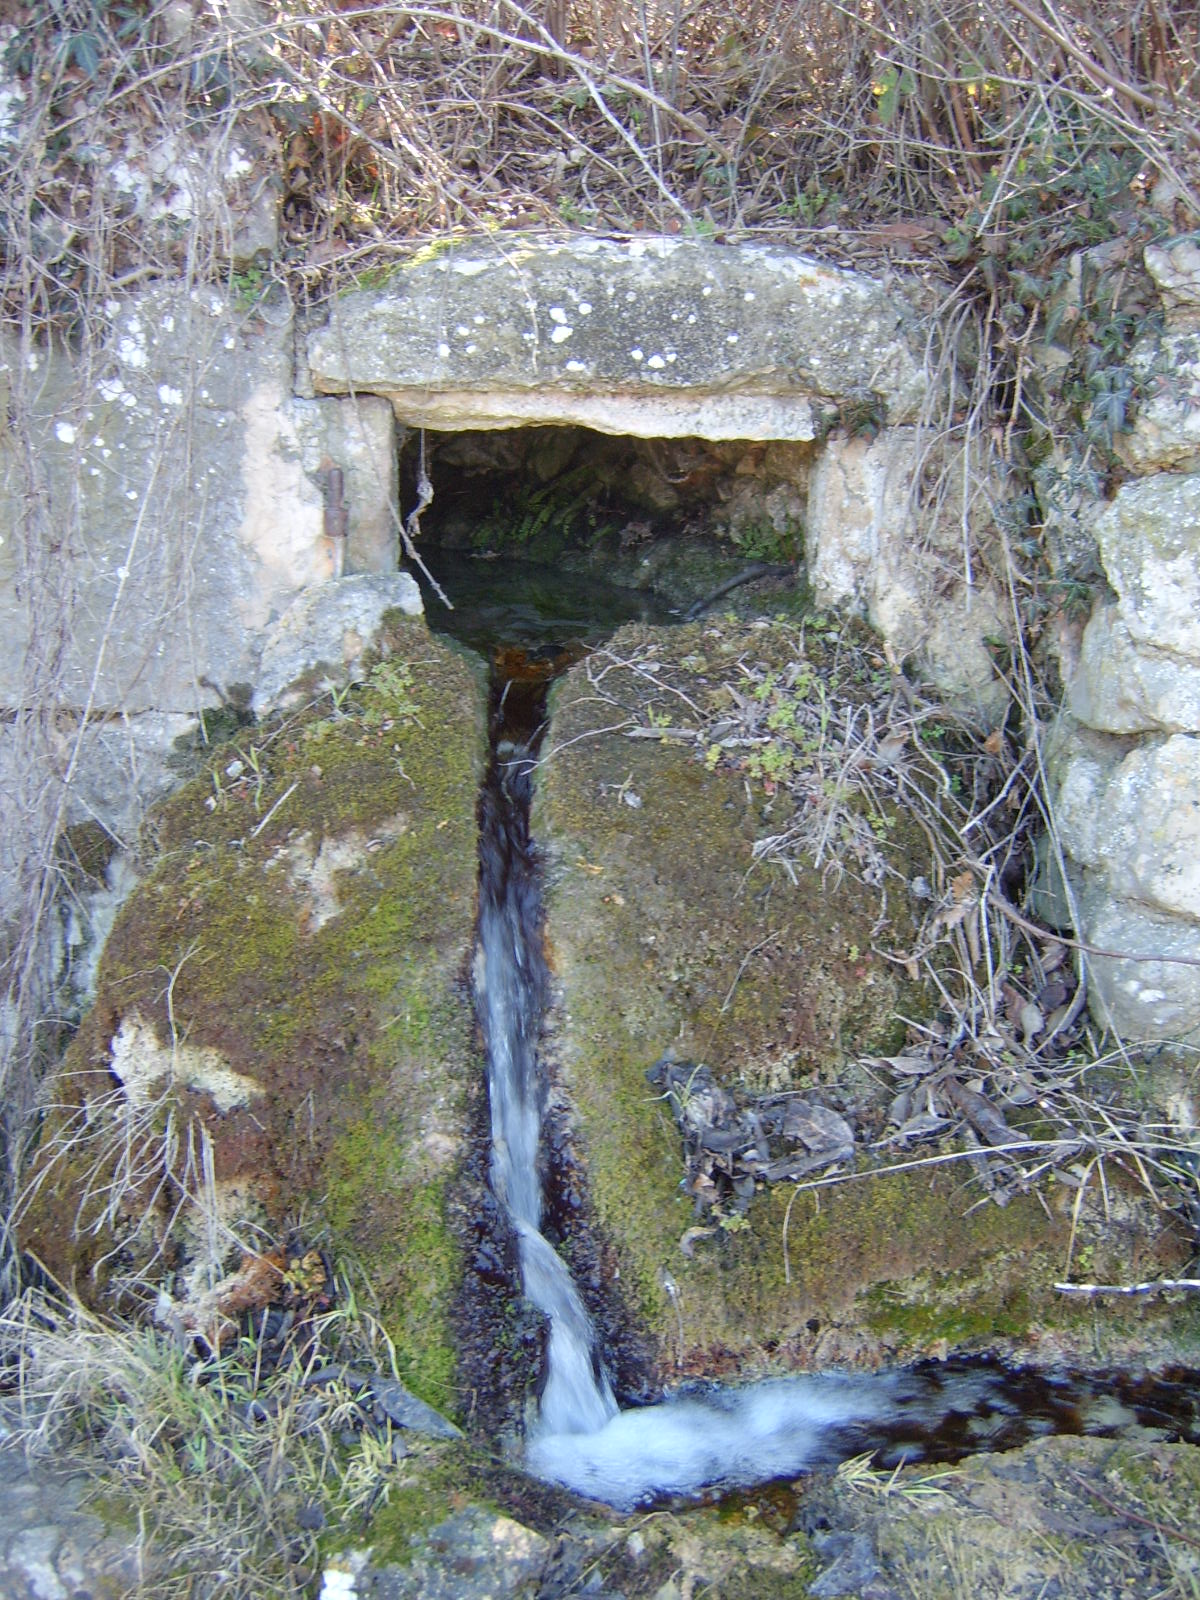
[21,619,486,1415]
[534,619,1196,1382]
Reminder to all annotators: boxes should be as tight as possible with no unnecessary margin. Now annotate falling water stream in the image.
[429,554,1200,1515]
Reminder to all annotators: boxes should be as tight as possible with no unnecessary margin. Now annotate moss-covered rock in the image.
[534,619,1197,1383]
[800,1434,1200,1600]
[20,618,487,1415]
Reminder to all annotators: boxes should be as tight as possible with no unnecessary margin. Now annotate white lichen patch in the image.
[320,1550,371,1600]
[116,316,149,369]
[109,1013,263,1112]
[273,818,409,931]
[550,324,573,343]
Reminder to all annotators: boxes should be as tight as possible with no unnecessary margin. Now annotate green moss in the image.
[364,1442,489,1563]
[532,618,1198,1377]
[22,622,487,1411]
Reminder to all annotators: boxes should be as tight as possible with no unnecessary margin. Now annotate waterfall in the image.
[476,714,618,1439]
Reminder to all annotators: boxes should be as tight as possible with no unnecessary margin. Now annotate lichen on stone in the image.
[20,618,487,1415]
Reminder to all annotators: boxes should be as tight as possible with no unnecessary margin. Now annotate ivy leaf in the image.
[68,29,102,78]
[873,63,916,125]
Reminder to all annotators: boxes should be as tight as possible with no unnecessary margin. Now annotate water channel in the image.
[416,551,1200,1515]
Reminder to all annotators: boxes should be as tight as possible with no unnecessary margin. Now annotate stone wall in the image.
[0,234,1017,854]
[1047,239,1200,1041]
[11,232,1197,1046]
[0,286,405,849]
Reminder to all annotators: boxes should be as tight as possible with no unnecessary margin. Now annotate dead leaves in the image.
[648,1057,857,1236]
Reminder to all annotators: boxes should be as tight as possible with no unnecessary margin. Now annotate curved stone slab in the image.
[306,236,927,438]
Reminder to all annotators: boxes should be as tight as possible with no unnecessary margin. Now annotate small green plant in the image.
[729,515,801,564]
[231,264,269,310]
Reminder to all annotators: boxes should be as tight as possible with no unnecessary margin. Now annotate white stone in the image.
[1077,876,1200,1041]
[307,236,926,439]
[0,291,397,714]
[1092,472,1200,660]
[808,428,1006,711]
[1145,237,1200,325]
[1119,329,1200,473]
[1068,606,1200,734]
[252,572,424,715]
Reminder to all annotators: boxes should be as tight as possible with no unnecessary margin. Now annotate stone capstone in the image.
[0,287,397,715]
[306,235,927,438]
[252,572,424,714]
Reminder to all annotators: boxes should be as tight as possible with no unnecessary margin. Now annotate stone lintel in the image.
[378,384,817,440]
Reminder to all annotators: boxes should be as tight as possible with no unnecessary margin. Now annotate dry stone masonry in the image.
[3,233,1199,1041]
[1050,237,1200,1040]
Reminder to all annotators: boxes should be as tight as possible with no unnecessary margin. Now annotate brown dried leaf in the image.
[889,1110,950,1142]
[944,1077,1027,1148]
[1040,941,1068,975]
[865,1052,938,1076]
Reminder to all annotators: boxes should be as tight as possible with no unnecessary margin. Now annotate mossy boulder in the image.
[534,620,1197,1384]
[800,1434,1200,1600]
[21,619,487,1415]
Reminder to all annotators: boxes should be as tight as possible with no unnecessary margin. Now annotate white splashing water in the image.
[476,737,618,1441]
[527,1374,897,1512]
[476,724,892,1507]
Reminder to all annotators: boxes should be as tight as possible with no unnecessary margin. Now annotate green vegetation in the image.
[0,1279,423,1600]
[20,622,486,1421]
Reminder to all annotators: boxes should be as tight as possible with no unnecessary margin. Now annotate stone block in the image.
[0,289,396,715]
[1145,236,1200,326]
[808,428,1006,712]
[306,236,927,438]
[1119,328,1200,474]
[252,572,424,714]
[59,713,195,844]
[1068,605,1200,734]
[1094,472,1200,656]
[1055,732,1200,920]
[1078,875,1200,1042]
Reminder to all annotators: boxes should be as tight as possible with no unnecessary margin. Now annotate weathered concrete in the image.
[0,288,397,716]
[306,236,927,438]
